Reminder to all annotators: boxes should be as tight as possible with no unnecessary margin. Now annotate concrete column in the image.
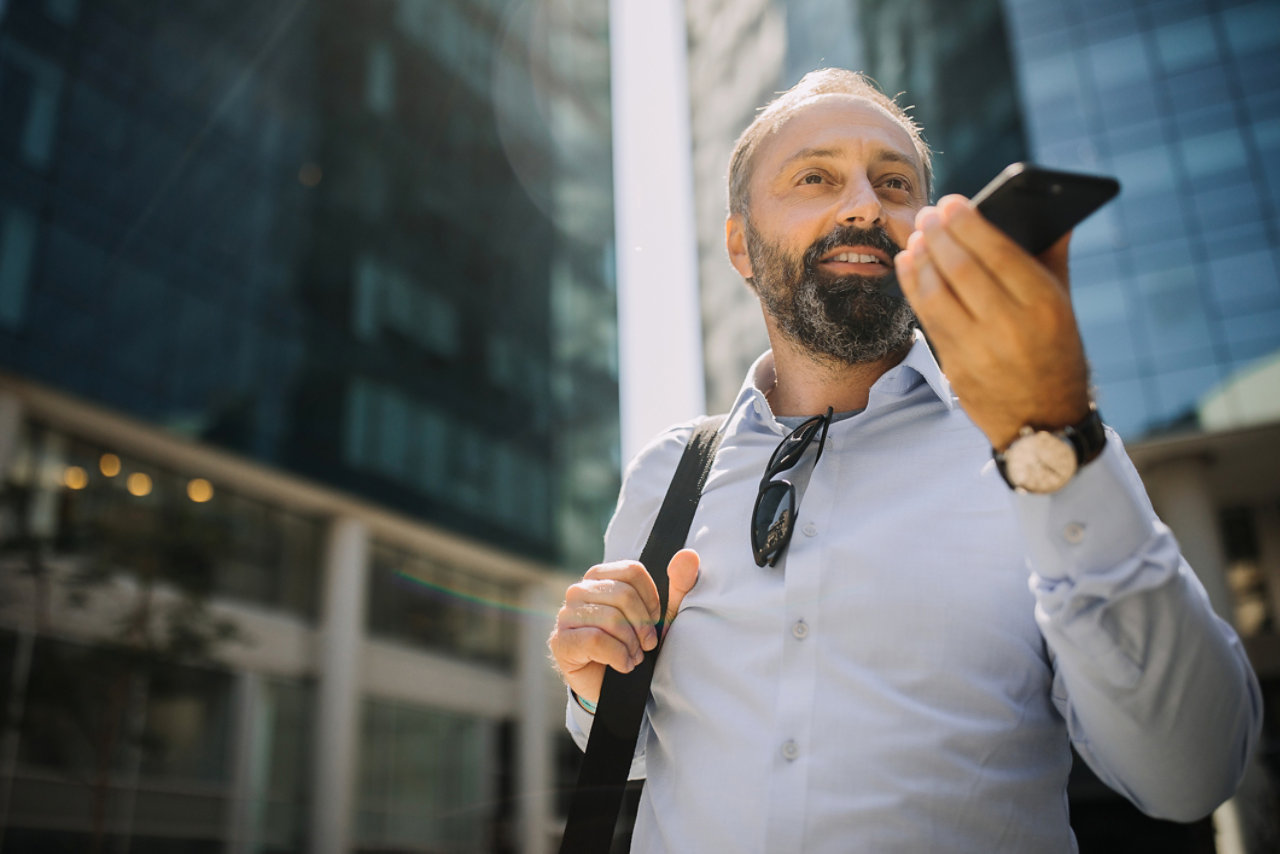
[1143,455,1234,624]
[310,517,370,854]
[1253,503,1280,633]
[0,392,23,476]
[517,581,559,854]
[227,671,266,854]
[611,0,705,465]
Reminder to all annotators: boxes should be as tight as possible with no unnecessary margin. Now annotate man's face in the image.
[728,95,928,365]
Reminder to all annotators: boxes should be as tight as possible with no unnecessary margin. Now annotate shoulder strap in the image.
[559,415,727,854]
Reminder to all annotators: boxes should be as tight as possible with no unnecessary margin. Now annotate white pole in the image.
[611,0,706,467]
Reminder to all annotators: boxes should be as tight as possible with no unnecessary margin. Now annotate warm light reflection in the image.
[298,162,323,187]
[100,453,122,477]
[126,472,153,497]
[64,466,89,490]
[187,478,214,503]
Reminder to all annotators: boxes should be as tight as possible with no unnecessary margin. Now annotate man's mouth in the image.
[818,248,892,276]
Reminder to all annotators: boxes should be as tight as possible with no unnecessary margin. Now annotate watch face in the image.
[1005,431,1078,494]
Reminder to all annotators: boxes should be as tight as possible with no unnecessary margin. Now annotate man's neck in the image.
[763,320,912,418]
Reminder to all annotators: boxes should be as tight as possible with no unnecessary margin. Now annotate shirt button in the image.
[781,739,800,761]
[792,619,809,640]
[802,522,818,537]
[1063,522,1086,544]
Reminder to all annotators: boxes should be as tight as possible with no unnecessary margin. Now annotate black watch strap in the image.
[1063,406,1107,467]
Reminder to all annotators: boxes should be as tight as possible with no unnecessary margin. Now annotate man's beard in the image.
[746,222,917,366]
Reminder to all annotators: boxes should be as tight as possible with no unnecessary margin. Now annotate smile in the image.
[826,252,886,265]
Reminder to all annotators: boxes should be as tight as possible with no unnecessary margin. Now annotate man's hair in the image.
[727,68,933,218]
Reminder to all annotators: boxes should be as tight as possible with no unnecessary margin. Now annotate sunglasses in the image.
[751,407,833,567]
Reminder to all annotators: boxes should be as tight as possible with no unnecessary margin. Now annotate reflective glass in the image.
[1222,309,1280,356]
[1095,376,1157,437]
[1153,362,1226,423]
[1154,16,1220,72]
[1133,265,1218,364]
[1210,250,1280,312]
[0,0,619,571]
[1222,1,1280,56]
[366,542,518,669]
[1088,33,1153,88]
[356,699,500,852]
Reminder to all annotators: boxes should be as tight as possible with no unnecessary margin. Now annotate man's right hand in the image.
[548,549,701,708]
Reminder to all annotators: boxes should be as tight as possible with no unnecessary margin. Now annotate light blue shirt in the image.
[568,332,1261,853]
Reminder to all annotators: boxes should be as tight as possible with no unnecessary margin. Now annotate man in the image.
[548,69,1261,852]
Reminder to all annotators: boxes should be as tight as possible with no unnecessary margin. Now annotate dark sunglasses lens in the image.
[752,481,795,566]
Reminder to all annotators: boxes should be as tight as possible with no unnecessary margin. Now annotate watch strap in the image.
[1063,406,1106,467]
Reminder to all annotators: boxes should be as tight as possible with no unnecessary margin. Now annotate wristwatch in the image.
[994,406,1107,494]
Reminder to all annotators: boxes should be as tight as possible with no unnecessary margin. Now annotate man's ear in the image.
[726,214,754,280]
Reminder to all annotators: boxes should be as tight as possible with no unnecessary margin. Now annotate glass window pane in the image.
[1154,16,1220,72]
[1088,33,1152,87]
[1222,1,1280,57]
[1178,128,1249,181]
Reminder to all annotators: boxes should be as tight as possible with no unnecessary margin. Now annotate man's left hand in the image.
[894,194,1092,450]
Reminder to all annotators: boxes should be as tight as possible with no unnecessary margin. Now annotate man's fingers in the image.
[933,196,1062,304]
[895,240,967,353]
[663,549,701,633]
[569,576,658,643]
[556,608,648,673]
[914,204,1009,320]
[584,561,661,626]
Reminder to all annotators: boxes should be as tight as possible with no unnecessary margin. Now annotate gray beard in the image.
[747,225,917,366]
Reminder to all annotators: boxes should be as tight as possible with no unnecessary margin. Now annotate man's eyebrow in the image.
[778,147,843,169]
[776,146,920,174]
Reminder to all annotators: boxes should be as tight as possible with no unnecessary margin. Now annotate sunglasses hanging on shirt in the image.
[751,406,833,567]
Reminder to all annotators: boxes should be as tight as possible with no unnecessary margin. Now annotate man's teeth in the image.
[829,252,882,264]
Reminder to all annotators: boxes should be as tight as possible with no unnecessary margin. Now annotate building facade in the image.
[1001,0,1280,439]
[0,1,618,852]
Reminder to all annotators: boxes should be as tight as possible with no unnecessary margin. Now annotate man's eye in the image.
[882,176,910,191]
[801,173,825,185]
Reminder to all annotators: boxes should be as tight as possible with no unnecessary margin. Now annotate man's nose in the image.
[837,178,884,226]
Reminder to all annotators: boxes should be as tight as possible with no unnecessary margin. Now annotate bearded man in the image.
[548,69,1260,853]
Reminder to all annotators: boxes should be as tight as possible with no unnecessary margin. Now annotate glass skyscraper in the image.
[1002,0,1280,438]
[0,1,617,852]
[0,0,619,571]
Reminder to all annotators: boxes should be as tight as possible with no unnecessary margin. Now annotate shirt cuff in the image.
[1011,430,1157,582]
[565,687,596,746]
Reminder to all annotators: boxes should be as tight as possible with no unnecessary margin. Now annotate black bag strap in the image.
[559,414,727,854]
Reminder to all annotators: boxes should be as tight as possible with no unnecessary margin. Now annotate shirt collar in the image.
[731,329,956,428]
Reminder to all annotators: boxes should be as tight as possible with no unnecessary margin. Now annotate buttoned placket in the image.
[762,421,841,854]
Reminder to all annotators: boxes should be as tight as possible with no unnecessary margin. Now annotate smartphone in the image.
[970,162,1121,255]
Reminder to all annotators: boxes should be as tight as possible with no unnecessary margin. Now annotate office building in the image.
[0,1,618,852]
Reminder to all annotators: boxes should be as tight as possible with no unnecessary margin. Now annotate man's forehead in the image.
[758,93,920,173]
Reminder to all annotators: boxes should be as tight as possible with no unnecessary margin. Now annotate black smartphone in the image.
[970,162,1121,255]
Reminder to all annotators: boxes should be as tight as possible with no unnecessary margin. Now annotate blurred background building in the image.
[1,0,1277,852]
[0,0,617,852]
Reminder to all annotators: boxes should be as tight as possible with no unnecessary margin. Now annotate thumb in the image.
[663,548,701,633]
